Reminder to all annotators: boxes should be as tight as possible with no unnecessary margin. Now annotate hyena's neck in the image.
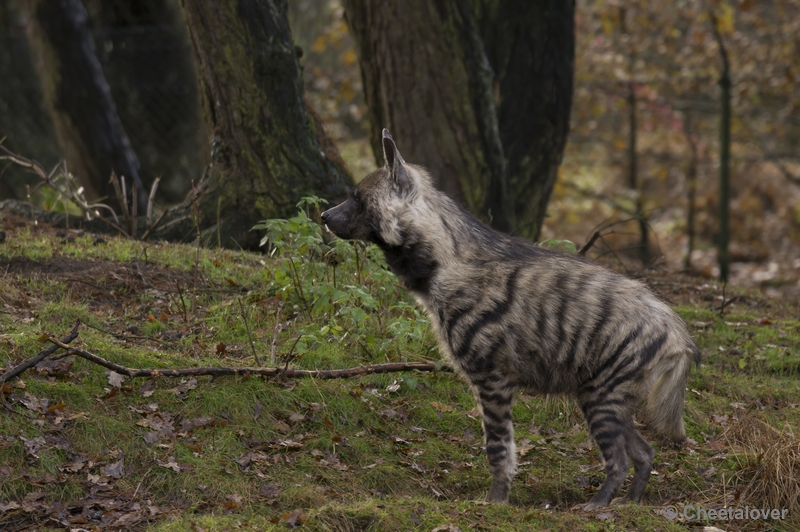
[378,191,521,297]
[378,239,439,294]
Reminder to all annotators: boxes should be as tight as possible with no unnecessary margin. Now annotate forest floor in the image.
[1,210,799,532]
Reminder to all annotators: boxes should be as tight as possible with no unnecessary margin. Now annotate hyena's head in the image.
[321,129,420,247]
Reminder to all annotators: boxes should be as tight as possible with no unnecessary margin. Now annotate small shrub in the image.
[253,197,434,362]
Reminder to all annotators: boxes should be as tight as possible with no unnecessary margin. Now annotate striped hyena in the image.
[321,129,700,509]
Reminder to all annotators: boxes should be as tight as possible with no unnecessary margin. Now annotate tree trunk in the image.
[178,0,352,248]
[620,7,647,266]
[20,0,146,210]
[682,112,699,271]
[710,10,731,282]
[344,0,574,239]
[476,0,574,238]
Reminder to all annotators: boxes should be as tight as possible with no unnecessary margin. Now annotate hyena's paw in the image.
[485,485,510,503]
[572,500,609,512]
[610,496,635,507]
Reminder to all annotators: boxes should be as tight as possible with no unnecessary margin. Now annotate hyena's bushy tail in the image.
[643,345,700,443]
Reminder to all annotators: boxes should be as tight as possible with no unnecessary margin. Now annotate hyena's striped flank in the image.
[321,130,700,509]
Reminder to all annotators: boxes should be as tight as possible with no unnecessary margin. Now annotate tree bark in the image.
[19,0,146,210]
[476,0,574,238]
[178,0,352,248]
[710,9,731,282]
[682,112,699,271]
[620,7,647,265]
[344,0,574,239]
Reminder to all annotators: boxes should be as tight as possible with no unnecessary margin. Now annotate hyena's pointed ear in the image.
[381,128,411,193]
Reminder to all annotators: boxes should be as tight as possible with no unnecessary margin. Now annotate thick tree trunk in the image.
[178,0,352,248]
[20,0,146,210]
[477,0,574,238]
[344,0,574,239]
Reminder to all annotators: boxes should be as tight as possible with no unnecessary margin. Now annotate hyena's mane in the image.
[374,163,590,294]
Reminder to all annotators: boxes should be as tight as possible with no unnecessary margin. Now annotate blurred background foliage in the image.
[1,0,799,293]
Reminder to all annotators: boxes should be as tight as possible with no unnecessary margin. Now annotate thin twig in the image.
[190,179,201,316]
[0,320,81,384]
[131,178,138,239]
[139,209,168,241]
[110,171,132,232]
[270,299,286,365]
[238,297,260,365]
[146,177,160,227]
[47,338,449,380]
[282,334,305,371]
[175,280,189,323]
[288,258,311,318]
[578,231,602,256]
[81,320,176,348]
[0,146,123,227]
[716,281,737,316]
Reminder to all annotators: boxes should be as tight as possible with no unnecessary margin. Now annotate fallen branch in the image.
[46,338,450,380]
[0,320,81,384]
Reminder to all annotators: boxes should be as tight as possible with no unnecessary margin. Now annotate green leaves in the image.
[537,239,577,254]
[254,196,435,361]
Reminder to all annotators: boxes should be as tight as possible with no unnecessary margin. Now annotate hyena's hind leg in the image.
[472,372,516,502]
[619,425,655,504]
[576,393,634,510]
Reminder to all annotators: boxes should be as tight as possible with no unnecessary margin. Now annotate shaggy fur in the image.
[321,130,700,508]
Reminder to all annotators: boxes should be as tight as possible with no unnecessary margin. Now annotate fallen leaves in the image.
[170,377,198,397]
[106,370,125,388]
[157,456,183,473]
[102,458,125,479]
[430,401,454,413]
[0,493,170,529]
[20,435,46,459]
[270,509,306,528]
[259,482,282,501]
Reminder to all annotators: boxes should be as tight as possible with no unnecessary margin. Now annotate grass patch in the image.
[2,209,800,530]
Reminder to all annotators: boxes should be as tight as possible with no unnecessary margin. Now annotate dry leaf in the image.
[102,459,124,479]
[431,525,462,532]
[106,371,125,388]
[157,457,181,473]
[430,401,454,413]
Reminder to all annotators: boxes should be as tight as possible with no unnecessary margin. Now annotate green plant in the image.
[252,197,435,364]
[537,238,577,254]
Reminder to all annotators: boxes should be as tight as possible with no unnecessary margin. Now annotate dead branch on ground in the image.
[0,320,81,384]
[0,322,449,385]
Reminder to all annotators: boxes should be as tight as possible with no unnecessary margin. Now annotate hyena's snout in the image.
[320,198,356,239]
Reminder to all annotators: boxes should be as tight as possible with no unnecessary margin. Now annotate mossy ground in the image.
[1,213,799,531]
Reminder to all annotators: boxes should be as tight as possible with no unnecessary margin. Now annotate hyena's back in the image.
[430,251,699,505]
[433,252,696,415]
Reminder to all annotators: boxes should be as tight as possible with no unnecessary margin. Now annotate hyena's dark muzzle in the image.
[320,198,359,240]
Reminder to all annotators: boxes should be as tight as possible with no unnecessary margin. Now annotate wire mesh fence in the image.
[0,19,202,203]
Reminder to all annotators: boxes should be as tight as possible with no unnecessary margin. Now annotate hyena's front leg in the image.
[472,372,516,502]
